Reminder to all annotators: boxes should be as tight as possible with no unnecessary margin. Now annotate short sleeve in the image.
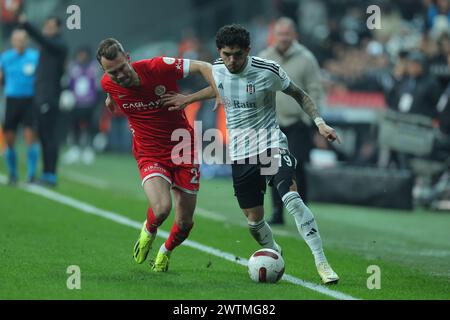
[155,57,190,80]
[267,64,291,92]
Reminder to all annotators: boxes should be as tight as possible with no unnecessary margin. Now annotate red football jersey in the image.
[101,57,194,165]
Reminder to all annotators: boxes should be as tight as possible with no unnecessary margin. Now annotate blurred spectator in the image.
[0,28,39,184]
[429,32,450,84]
[18,13,68,186]
[426,0,450,39]
[385,20,423,61]
[394,50,410,80]
[372,1,403,44]
[339,5,371,46]
[389,50,441,118]
[419,32,440,60]
[382,50,442,169]
[350,40,394,92]
[436,53,450,135]
[384,50,409,108]
[259,17,324,225]
[62,46,100,165]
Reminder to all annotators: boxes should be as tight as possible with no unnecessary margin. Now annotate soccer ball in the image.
[247,248,285,283]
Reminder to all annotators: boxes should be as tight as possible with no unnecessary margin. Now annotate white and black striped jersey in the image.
[212,56,291,161]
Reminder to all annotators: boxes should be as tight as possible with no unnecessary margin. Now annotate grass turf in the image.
[0,152,449,300]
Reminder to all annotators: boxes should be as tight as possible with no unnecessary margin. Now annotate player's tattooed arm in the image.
[282,82,341,144]
[282,82,321,120]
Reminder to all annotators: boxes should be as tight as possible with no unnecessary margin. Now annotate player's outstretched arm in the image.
[161,61,225,111]
[19,14,67,55]
[162,60,222,111]
[283,82,341,144]
[188,60,219,94]
[160,87,216,111]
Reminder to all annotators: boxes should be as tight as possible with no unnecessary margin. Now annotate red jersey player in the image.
[96,38,218,272]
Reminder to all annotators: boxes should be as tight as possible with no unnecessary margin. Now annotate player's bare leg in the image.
[133,177,172,264]
[23,127,39,183]
[152,188,196,272]
[4,130,18,184]
[172,187,196,238]
[280,179,339,284]
[243,206,282,254]
[23,127,35,145]
[143,177,173,228]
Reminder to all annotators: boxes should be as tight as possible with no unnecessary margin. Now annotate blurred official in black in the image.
[18,13,68,186]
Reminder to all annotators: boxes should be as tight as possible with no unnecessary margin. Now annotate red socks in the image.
[145,208,163,234]
[146,207,193,252]
[164,222,193,251]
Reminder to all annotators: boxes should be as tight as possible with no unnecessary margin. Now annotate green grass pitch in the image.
[0,152,449,300]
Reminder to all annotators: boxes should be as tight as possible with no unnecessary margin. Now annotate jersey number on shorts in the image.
[283,155,293,167]
[190,168,199,184]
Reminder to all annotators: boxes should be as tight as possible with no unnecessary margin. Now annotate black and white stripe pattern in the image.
[282,191,300,206]
[211,56,291,161]
[213,58,224,65]
[251,57,282,78]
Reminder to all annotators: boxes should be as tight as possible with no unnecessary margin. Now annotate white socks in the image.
[159,243,171,255]
[282,191,327,265]
[248,219,281,253]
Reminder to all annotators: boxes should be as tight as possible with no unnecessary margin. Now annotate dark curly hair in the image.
[215,24,250,49]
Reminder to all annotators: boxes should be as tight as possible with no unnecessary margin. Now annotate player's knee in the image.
[246,211,264,223]
[275,178,296,199]
[175,219,194,232]
[152,202,171,220]
[23,128,36,145]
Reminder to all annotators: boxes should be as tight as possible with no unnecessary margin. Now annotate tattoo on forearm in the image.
[283,83,320,120]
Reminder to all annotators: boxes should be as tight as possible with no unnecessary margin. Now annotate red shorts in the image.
[138,159,200,194]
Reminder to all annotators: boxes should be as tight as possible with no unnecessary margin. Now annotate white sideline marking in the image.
[62,171,111,189]
[57,174,450,259]
[0,174,359,300]
[60,171,299,238]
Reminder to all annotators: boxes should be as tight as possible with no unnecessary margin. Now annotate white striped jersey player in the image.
[212,56,291,161]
